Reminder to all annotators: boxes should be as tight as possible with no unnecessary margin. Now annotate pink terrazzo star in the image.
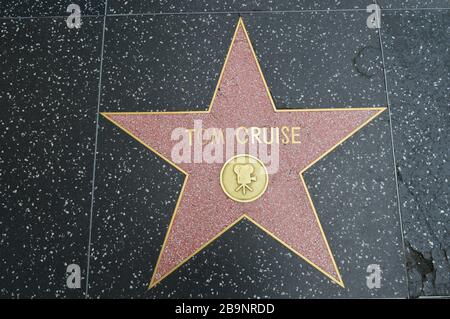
[103,18,385,288]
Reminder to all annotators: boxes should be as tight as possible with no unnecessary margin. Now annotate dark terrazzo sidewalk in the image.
[0,0,448,298]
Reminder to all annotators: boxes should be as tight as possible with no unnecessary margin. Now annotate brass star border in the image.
[102,18,386,289]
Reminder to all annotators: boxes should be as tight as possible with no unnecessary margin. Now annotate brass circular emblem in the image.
[220,154,269,203]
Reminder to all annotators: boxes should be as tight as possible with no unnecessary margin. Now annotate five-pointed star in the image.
[102,18,385,288]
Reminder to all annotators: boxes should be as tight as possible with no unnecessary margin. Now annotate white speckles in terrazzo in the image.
[107,0,371,15]
[0,17,103,297]
[1,0,442,301]
[381,9,450,297]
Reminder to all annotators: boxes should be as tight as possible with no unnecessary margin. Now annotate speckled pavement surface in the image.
[0,1,448,299]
